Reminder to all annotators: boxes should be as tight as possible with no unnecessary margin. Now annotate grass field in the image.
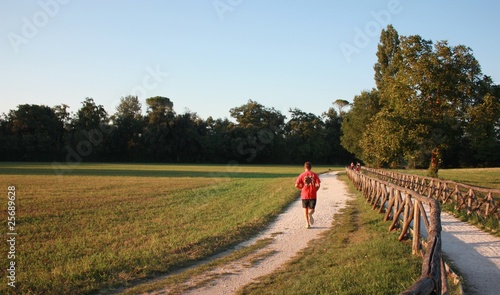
[0,163,335,294]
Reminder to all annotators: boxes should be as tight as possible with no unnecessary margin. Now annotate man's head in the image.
[304,162,312,170]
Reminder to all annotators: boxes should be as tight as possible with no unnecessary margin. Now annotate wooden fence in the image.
[363,167,500,222]
[346,168,453,295]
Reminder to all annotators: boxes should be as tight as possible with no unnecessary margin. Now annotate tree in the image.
[323,106,354,164]
[285,108,326,163]
[169,111,207,162]
[332,99,350,117]
[116,95,142,120]
[229,99,286,130]
[341,89,381,164]
[462,92,500,166]
[142,96,175,161]
[228,100,286,163]
[351,25,499,173]
[69,98,110,161]
[204,116,234,163]
[145,96,174,125]
[374,24,400,106]
[110,96,144,161]
[73,97,108,131]
[1,104,64,161]
[53,104,71,130]
[392,37,490,173]
[360,109,405,167]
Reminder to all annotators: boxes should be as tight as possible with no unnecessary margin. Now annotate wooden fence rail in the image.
[346,168,451,295]
[362,167,500,222]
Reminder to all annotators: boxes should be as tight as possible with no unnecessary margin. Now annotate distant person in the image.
[356,162,361,172]
[350,162,355,170]
[295,162,321,229]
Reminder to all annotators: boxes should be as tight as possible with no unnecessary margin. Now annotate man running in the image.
[295,162,321,228]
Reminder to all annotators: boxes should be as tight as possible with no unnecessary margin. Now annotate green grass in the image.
[0,163,339,294]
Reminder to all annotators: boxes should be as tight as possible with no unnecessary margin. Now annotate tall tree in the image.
[145,96,174,125]
[70,98,110,161]
[116,95,142,119]
[332,99,350,117]
[374,24,400,105]
[53,104,71,130]
[349,25,500,173]
[110,96,144,161]
[142,96,175,161]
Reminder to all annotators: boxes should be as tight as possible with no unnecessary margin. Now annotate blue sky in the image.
[1,0,499,121]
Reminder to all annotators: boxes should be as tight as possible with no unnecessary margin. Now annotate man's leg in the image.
[304,207,310,228]
[308,199,316,226]
[308,207,314,225]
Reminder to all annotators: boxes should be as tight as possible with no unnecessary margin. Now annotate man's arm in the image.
[295,175,303,189]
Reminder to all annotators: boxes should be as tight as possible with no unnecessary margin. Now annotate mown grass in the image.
[237,174,462,295]
[0,163,337,294]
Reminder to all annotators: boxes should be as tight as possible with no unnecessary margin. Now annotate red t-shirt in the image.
[295,171,321,199]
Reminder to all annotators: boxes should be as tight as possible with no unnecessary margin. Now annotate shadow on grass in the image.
[0,167,297,178]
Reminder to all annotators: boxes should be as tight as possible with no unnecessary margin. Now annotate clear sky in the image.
[1,0,499,121]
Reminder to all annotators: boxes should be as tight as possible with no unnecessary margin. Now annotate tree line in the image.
[0,97,352,165]
[2,25,499,171]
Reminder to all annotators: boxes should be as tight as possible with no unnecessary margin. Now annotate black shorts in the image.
[302,199,316,209]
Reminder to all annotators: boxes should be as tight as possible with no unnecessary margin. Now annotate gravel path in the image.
[439,212,500,295]
[145,171,500,295]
